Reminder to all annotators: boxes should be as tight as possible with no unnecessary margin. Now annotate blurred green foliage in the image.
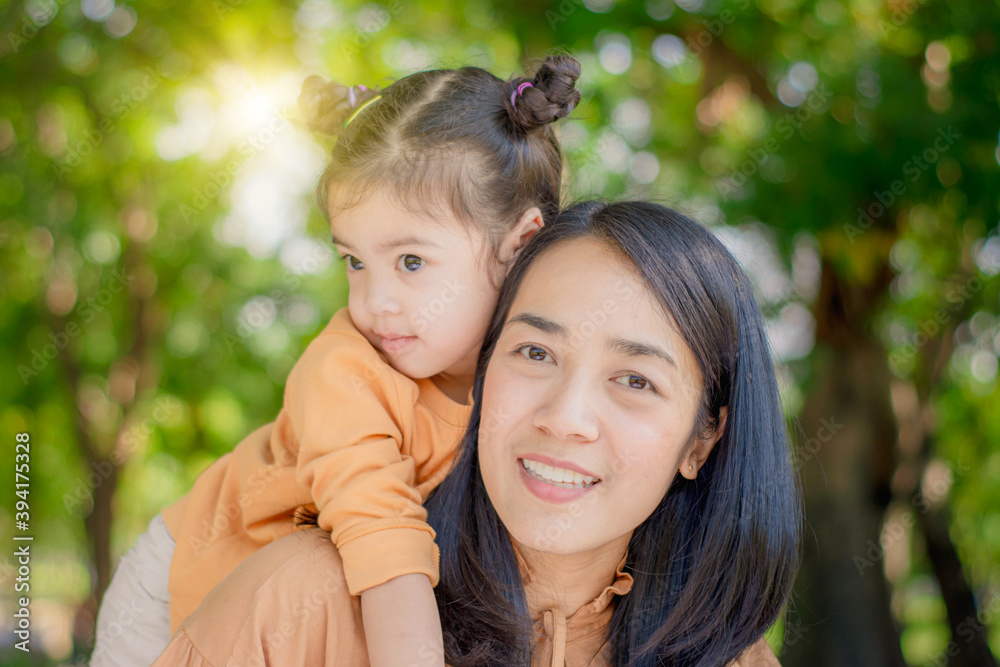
[1,0,998,664]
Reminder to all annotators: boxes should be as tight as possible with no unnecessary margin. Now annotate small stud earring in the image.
[689,464,694,471]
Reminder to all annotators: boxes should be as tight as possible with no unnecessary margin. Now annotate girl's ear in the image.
[679,406,728,479]
[504,207,544,262]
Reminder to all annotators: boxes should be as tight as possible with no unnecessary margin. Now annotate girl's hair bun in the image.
[504,54,582,133]
[298,75,381,136]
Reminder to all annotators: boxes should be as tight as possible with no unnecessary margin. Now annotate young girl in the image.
[92,55,582,667]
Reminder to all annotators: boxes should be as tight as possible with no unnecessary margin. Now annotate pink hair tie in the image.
[347,85,368,108]
[510,81,534,112]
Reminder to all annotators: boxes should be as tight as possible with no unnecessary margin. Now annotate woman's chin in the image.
[502,514,602,556]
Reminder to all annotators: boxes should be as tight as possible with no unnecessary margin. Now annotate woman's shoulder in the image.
[220,527,354,604]
[172,528,367,665]
[730,638,781,667]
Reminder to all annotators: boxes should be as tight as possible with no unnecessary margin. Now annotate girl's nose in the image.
[362,275,403,316]
[531,379,600,443]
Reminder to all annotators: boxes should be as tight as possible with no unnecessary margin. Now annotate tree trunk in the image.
[915,499,998,667]
[895,288,997,667]
[782,259,907,667]
[85,461,120,608]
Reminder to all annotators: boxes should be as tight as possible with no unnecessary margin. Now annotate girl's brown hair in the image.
[297,55,581,257]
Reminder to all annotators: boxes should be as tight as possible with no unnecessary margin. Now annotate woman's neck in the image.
[516,533,631,619]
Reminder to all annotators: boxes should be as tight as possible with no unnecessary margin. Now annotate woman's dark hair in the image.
[297,55,582,259]
[426,200,802,666]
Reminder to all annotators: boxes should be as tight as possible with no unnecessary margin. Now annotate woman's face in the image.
[479,237,711,556]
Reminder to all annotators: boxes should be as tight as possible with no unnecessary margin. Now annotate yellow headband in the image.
[344,94,382,128]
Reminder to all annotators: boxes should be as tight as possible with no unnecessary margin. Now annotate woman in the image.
[153,200,801,666]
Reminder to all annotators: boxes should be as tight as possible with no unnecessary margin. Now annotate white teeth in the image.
[521,459,598,487]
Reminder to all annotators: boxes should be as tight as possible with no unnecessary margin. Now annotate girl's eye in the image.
[345,255,365,271]
[398,255,424,272]
[614,373,653,391]
[517,345,552,363]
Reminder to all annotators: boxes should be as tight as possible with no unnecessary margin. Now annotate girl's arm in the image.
[288,324,442,595]
[282,313,454,663]
[361,574,445,667]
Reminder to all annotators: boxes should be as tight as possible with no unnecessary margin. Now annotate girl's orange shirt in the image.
[162,308,472,631]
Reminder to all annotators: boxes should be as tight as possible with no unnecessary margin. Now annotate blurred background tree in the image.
[1,0,998,665]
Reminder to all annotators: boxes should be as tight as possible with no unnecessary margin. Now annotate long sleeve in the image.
[284,314,439,595]
[163,309,470,630]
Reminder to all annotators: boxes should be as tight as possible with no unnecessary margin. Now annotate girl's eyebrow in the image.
[330,233,440,251]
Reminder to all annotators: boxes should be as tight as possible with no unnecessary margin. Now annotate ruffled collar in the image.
[511,540,634,666]
[512,541,633,615]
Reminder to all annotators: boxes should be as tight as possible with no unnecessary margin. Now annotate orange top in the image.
[162,308,472,631]
[152,528,782,667]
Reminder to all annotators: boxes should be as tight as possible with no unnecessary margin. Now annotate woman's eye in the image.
[398,255,424,272]
[614,374,652,391]
[345,255,365,271]
[518,345,551,362]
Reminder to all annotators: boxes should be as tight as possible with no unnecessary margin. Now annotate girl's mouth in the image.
[379,334,417,354]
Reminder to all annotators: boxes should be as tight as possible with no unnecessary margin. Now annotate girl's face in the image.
[479,237,714,557]
[330,189,532,390]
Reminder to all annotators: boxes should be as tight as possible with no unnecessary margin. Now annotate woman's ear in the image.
[502,207,544,263]
[679,406,728,479]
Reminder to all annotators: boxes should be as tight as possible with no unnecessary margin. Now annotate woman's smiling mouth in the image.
[520,458,599,487]
[517,456,601,504]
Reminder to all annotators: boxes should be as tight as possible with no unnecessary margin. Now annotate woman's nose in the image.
[531,379,600,443]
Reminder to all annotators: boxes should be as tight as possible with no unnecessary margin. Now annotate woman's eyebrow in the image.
[507,314,677,367]
[607,337,677,368]
[507,313,567,337]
